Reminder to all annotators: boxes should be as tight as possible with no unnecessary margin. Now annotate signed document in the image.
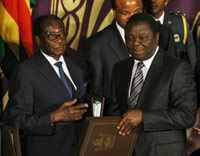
[76,117,140,156]
[86,93,105,117]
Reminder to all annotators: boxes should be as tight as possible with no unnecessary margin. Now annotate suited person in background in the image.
[108,13,197,156]
[144,0,197,70]
[7,14,88,156]
[84,0,177,114]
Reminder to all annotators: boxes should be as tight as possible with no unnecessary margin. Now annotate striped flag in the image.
[0,0,34,112]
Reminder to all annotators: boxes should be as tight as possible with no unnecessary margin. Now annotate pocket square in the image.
[83,82,88,87]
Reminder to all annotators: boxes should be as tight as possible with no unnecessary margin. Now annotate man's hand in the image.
[50,99,88,123]
[194,127,200,135]
[117,110,142,136]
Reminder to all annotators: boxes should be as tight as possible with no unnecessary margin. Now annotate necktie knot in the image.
[137,62,144,69]
[156,20,161,25]
[54,61,63,68]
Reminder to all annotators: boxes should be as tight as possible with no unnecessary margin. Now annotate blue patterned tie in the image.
[55,61,75,98]
[129,62,145,109]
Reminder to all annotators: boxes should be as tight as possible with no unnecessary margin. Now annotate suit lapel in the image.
[109,22,129,60]
[136,50,163,109]
[63,54,82,98]
[118,58,134,111]
[163,12,170,26]
[35,51,71,98]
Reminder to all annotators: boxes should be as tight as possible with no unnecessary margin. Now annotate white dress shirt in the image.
[116,21,126,43]
[128,46,159,97]
[41,51,77,90]
[154,12,165,24]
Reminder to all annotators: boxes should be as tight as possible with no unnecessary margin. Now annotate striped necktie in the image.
[129,62,145,109]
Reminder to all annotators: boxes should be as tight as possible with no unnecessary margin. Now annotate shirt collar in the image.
[40,50,65,66]
[134,46,159,70]
[154,12,165,24]
[115,21,125,43]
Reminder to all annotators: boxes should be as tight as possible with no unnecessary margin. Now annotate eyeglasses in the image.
[46,32,67,41]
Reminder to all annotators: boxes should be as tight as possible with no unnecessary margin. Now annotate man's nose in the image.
[133,38,140,45]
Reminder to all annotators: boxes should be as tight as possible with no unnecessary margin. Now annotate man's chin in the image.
[132,52,145,61]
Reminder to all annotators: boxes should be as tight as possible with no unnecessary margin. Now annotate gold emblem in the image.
[168,20,172,24]
[93,133,116,151]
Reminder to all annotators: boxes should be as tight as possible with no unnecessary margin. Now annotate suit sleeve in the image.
[106,64,122,116]
[142,62,197,132]
[7,65,54,135]
[83,39,103,95]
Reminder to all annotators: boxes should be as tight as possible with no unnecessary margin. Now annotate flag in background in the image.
[32,0,114,55]
[165,0,200,43]
[0,0,34,112]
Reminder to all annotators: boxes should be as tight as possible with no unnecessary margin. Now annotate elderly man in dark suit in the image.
[84,0,177,114]
[7,14,88,156]
[108,12,197,156]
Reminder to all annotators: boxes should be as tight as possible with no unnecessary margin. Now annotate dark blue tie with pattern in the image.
[54,61,75,98]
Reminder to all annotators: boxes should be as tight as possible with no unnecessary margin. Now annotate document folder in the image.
[76,116,140,156]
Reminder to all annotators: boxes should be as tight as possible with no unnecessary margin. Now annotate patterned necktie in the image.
[54,61,75,98]
[129,62,145,109]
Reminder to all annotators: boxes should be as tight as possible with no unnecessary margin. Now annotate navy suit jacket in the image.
[109,48,197,156]
[7,51,88,156]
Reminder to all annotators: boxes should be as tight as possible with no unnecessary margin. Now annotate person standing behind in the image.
[144,0,197,69]
[84,0,176,114]
[7,14,88,156]
[108,12,197,156]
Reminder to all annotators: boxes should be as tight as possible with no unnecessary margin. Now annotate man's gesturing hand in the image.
[51,99,88,123]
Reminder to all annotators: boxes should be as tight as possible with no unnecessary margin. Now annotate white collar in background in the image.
[115,21,125,43]
[154,11,165,25]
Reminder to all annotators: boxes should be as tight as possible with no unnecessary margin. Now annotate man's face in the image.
[151,0,168,18]
[113,0,143,28]
[125,21,159,61]
[36,19,67,60]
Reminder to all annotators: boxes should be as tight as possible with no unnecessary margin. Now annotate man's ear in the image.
[35,35,40,47]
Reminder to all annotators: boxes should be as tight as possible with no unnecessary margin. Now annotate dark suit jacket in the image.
[109,48,197,156]
[163,11,196,69]
[84,22,177,114]
[7,51,88,156]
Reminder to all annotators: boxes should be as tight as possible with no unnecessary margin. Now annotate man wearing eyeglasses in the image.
[7,14,89,156]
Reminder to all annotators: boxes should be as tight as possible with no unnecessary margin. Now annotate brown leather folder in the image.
[76,117,140,156]
[2,126,21,156]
